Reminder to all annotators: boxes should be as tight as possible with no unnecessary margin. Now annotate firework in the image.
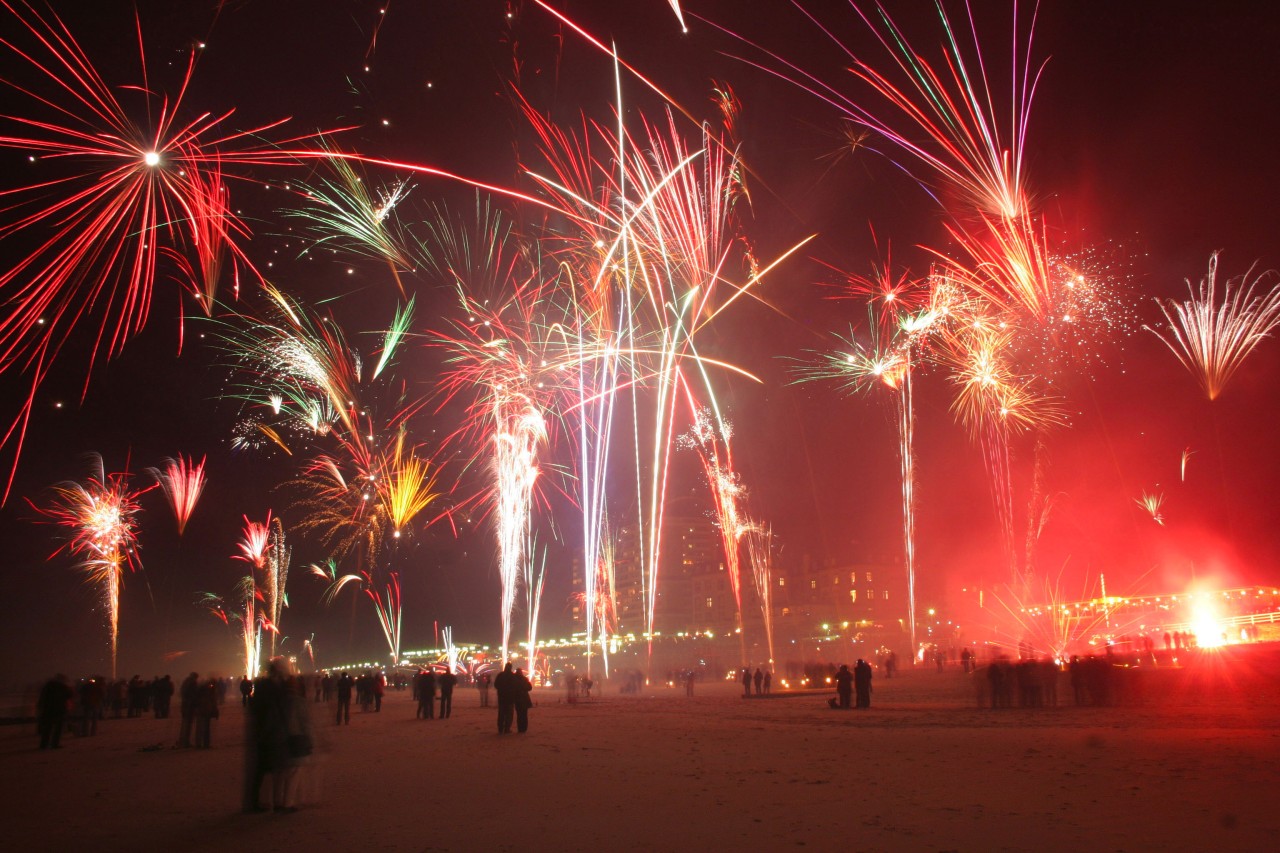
[1147,253,1280,401]
[746,522,775,666]
[233,513,290,660]
[366,571,403,663]
[35,455,144,677]
[309,558,364,607]
[283,144,416,296]
[1136,490,1165,526]
[148,454,206,535]
[1181,447,1194,482]
[380,431,440,538]
[0,2,332,498]
[679,407,751,663]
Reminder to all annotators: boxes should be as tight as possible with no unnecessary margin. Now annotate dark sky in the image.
[2,0,1280,683]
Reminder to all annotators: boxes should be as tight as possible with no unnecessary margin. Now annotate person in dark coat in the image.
[493,663,517,734]
[239,676,253,706]
[419,669,437,720]
[513,668,534,733]
[194,678,220,748]
[834,664,854,709]
[854,659,873,708]
[37,674,73,749]
[79,677,104,736]
[245,659,290,812]
[438,669,458,719]
[741,668,752,698]
[335,672,352,724]
[176,672,199,748]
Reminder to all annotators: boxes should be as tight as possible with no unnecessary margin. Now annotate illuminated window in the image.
[778,577,786,587]
[782,607,791,617]
[883,591,890,600]
[810,580,817,590]
[833,575,840,585]
[705,597,713,609]
[849,590,858,604]
[868,589,874,600]
[866,572,873,582]
[850,573,857,585]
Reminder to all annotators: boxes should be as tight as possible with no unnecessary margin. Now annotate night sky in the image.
[3,0,1279,684]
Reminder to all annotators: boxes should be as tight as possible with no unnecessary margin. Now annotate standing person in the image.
[493,663,516,734]
[685,670,696,697]
[159,675,175,718]
[176,672,199,748]
[854,659,873,709]
[335,672,352,725]
[741,668,752,698]
[763,671,772,695]
[477,672,491,707]
[438,669,457,719]
[753,668,764,695]
[420,669,437,720]
[246,659,291,813]
[194,678,219,748]
[834,664,854,709]
[373,671,385,712]
[79,677,103,737]
[37,674,72,749]
[239,676,252,706]
[514,668,534,734]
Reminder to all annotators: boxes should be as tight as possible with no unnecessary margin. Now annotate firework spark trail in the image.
[679,406,751,663]
[262,517,291,659]
[698,0,1044,219]
[148,454,206,535]
[746,522,775,666]
[35,454,144,678]
[1136,490,1165,525]
[380,430,440,538]
[235,575,261,678]
[794,278,942,658]
[365,571,402,663]
[1181,447,1194,482]
[1146,252,1280,401]
[309,558,363,607]
[233,513,288,660]
[282,144,416,297]
[988,571,1116,661]
[523,543,548,676]
[490,393,545,662]
[443,626,458,674]
[428,211,560,665]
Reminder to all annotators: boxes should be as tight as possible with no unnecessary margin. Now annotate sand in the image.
[5,649,1280,853]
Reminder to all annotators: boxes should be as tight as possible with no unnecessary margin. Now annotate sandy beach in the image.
[6,649,1280,853]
